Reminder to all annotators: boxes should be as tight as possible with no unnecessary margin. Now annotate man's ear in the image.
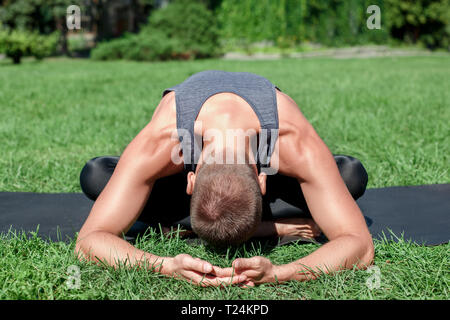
[186,171,196,195]
[257,172,267,195]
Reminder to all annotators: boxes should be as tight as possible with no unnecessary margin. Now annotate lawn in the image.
[0,56,449,299]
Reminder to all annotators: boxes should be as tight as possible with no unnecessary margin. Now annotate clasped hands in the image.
[159,217,321,287]
[163,254,283,287]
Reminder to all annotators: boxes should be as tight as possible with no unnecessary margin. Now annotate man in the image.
[75,70,374,287]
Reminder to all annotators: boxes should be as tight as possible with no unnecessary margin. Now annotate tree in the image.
[0,0,81,55]
[385,0,450,49]
[0,27,58,63]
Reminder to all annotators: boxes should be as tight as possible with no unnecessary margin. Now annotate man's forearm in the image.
[274,234,374,282]
[75,231,171,273]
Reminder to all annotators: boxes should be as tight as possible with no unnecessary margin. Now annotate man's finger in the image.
[181,270,213,287]
[180,271,245,287]
[182,256,213,274]
[239,280,255,288]
[233,257,259,271]
[211,266,234,277]
[202,274,247,287]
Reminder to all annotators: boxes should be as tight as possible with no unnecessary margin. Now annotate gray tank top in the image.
[162,70,280,172]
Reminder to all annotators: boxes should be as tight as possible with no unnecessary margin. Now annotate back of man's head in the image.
[190,163,262,247]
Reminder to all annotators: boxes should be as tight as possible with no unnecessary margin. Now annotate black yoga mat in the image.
[0,184,449,245]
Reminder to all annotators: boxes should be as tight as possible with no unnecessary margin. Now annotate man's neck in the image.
[196,143,258,174]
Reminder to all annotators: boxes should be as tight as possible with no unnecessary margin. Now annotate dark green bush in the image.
[31,31,59,60]
[0,28,58,63]
[90,36,132,61]
[122,32,185,61]
[91,0,220,61]
[143,0,220,58]
[91,30,186,61]
[384,0,450,49]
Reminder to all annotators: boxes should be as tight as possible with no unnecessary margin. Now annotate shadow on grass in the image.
[125,221,329,260]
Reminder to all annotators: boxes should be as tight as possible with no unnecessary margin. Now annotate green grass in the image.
[0,229,448,300]
[0,56,449,299]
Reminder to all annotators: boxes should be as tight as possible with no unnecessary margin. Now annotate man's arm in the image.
[233,97,374,284]
[75,122,246,286]
[75,125,173,270]
[284,129,373,276]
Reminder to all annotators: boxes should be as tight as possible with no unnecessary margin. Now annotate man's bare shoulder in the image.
[275,90,328,179]
[151,91,177,122]
[276,90,312,136]
[133,91,177,145]
[122,91,182,179]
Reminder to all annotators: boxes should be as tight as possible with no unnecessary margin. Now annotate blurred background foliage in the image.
[0,0,448,63]
[218,0,449,49]
[0,28,58,63]
[91,0,219,61]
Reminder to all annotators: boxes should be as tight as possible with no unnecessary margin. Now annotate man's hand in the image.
[274,218,322,239]
[231,256,286,286]
[252,218,321,239]
[163,254,247,287]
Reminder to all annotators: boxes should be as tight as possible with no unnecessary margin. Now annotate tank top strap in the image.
[162,70,279,172]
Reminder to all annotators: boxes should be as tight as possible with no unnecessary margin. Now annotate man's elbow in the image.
[74,233,87,262]
[357,235,375,269]
[73,229,96,262]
